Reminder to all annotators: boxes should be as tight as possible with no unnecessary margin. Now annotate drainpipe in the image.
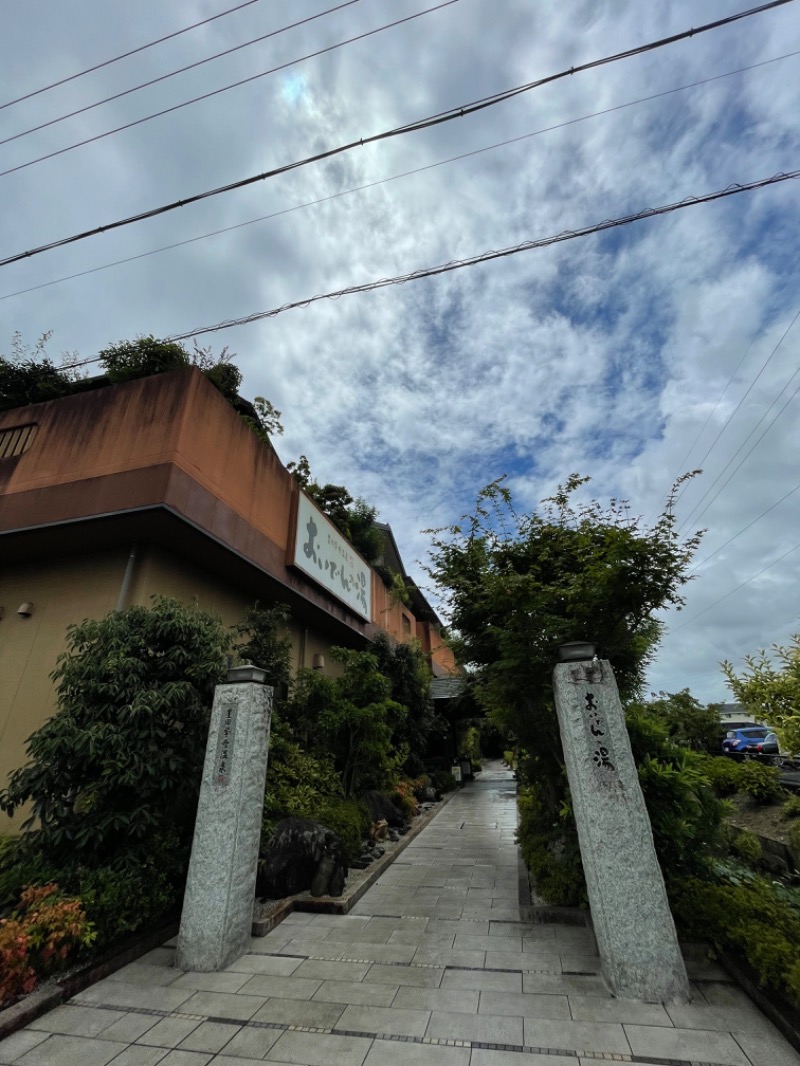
[116,543,138,612]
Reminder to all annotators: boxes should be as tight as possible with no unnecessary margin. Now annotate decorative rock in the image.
[310,854,336,897]
[362,790,406,828]
[257,817,348,899]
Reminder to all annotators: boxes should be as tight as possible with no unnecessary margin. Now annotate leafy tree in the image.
[0,331,75,411]
[286,647,406,796]
[287,454,384,564]
[370,631,440,770]
[0,597,231,866]
[99,336,191,382]
[628,689,723,754]
[234,602,293,694]
[723,634,800,755]
[426,473,702,813]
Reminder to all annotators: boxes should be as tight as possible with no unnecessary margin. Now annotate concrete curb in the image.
[252,786,462,934]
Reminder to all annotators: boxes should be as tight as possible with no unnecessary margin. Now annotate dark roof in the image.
[430,677,466,700]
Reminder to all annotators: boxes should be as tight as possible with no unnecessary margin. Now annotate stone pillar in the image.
[552,657,690,1003]
[176,667,273,972]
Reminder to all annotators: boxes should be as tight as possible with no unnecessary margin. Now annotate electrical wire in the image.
[0,0,460,179]
[689,479,800,574]
[2,0,795,266]
[5,50,794,304]
[53,168,800,373]
[678,307,800,533]
[0,0,367,148]
[672,540,800,631]
[0,0,266,112]
[160,169,800,342]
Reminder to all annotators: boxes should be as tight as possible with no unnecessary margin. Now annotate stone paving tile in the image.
[425,1009,524,1045]
[478,990,571,1019]
[137,1016,204,1048]
[471,1051,575,1066]
[394,986,481,1014]
[265,1030,373,1066]
[329,943,417,964]
[312,979,399,1007]
[624,1022,751,1065]
[215,1024,282,1060]
[335,1004,431,1037]
[452,935,522,953]
[73,979,195,1013]
[733,1027,800,1066]
[557,954,601,973]
[171,971,254,993]
[523,1017,631,1054]
[250,997,346,1028]
[99,1012,162,1043]
[667,1001,778,1033]
[386,929,455,947]
[291,959,370,982]
[274,939,348,959]
[483,950,562,972]
[138,947,178,967]
[28,1004,126,1037]
[236,975,322,1001]
[362,1040,470,1066]
[104,1047,170,1066]
[106,963,183,987]
[6,1033,129,1066]
[440,969,522,993]
[0,1028,50,1064]
[176,990,268,1020]
[223,954,305,976]
[568,993,672,1025]
[364,964,443,988]
[176,1021,242,1053]
[522,970,608,997]
[154,1052,212,1066]
[410,948,486,968]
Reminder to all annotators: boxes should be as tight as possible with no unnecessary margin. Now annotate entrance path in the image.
[2,762,798,1066]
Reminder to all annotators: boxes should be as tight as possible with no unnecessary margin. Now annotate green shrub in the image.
[263,741,343,830]
[700,756,744,797]
[517,786,587,908]
[788,820,800,858]
[731,829,762,866]
[430,770,457,793]
[503,750,517,769]
[737,761,783,805]
[314,799,371,862]
[783,794,800,819]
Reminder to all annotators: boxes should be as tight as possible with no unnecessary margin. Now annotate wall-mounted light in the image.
[17,602,35,618]
[556,640,596,663]
[312,653,325,671]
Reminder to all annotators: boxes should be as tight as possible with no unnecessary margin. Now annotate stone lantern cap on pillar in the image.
[226,664,268,684]
[556,641,597,663]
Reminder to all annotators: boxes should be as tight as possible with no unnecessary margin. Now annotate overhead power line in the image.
[0,0,459,179]
[673,540,800,631]
[159,170,800,343]
[678,307,800,533]
[5,50,794,304]
[0,0,368,149]
[2,0,795,267]
[0,0,266,112]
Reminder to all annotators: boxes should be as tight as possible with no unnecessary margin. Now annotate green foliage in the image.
[458,725,482,762]
[287,455,384,564]
[671,873,800,1010]
[99,336,190,382]
[783,794,800,819]
[787,820,800,858]
[737,761,784,805]
[0,884,95,1005]
[0,596,230,866]
[234,603,293,695]
[699,755,744,797]
[723,633,800,755]
[731,829,763,866]
[425,473,702,814]
[625,707,727,881]
[313,799,371,862]
[263,740,343,827]
[516,786,587,907]
[370,632,439,769]
[286,648,406,796]
[429,769,458,793]
[628,689,722,754]
[0,331,76,411]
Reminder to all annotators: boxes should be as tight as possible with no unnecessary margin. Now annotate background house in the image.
[0,367,457,831]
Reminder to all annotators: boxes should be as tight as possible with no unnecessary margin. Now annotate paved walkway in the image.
[2,762,799,1066]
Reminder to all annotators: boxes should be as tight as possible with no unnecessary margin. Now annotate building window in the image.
[0,423,37,459]
[402,614,411,637]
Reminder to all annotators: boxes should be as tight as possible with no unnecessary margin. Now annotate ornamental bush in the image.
[737,761,784,805]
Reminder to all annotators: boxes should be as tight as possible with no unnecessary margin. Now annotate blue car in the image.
[722,726,777,758]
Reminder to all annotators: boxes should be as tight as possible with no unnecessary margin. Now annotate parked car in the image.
[722,726,777,758]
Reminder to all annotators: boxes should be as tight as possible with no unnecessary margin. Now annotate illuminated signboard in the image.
[290,491,372,621]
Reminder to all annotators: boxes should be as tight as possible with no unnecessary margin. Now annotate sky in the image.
[2,0,800,704]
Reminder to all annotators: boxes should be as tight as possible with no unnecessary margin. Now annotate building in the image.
[0,368,457,831]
